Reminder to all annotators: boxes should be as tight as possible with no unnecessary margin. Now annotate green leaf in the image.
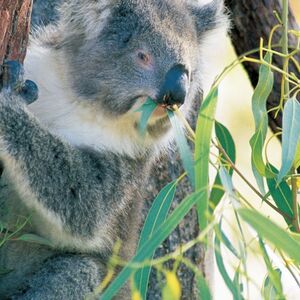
[259,238,284,300]
[214,231,244,300]
[167,110,195,187]
[262,269,284,300]
[195,87,218,230]
[233,269,244,298]
[219,167,235,198]
[162,271,181,300]
[136,98,157,136]
[266,164,297,231]
[215,121,236,171]
[252,163,267,195]
[216,223,240,259]
[196,273,212,300]
[290,232,300,244]
[238,209,300,264]
[294,142,300,169]
[210,121,236,211]
[250,53,274,179]
[278,97,300,182]
[135,181,177,299]
[17,234,53,247]
[101,191,205,299]
[210,173,223,212]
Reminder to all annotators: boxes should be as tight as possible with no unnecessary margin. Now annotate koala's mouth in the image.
[132,95,165,116]
[133,95,183,118]
[153,105,167,117]
[147,100,183,118]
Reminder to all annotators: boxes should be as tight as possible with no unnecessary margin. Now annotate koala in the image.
[0,0,227,299]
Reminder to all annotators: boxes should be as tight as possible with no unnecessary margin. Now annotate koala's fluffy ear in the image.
[188,0,228,34]
[58,0,116,40]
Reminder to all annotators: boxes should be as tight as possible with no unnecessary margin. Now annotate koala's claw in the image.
[20,80,39,104]
[1,60,38,104]
[2,60,24,91]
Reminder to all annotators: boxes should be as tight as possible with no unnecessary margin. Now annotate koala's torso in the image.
[0,128,150,298]
[0,44,153,294]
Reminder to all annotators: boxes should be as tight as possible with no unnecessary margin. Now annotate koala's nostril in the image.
[158,64,189,107]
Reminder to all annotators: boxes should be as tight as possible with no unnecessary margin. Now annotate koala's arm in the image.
[0,92,133,247]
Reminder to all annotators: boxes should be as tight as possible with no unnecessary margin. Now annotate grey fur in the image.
[12,255,105,300]
[0,0,227,299]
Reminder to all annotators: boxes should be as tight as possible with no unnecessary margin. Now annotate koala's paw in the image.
[1,60,38,104]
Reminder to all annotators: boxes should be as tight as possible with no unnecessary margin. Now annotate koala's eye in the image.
[135,50,153,69]
[137,52,150,64]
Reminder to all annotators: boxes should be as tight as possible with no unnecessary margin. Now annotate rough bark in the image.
[0,0,32,65]
[224,0,300,135]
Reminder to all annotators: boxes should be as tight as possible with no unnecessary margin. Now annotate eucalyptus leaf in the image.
[262,269,284,300]
[17,233,53,247]
[250,53,274,179]
[210,173,223,212]
[239,209,300,264]
[195,87,218,230]
[215,121,236,169]
[259,238,284,299]
[278,97,300,182]
[290,232,300,244]
[136,98,158,136]
[167,110,195,187]
[196,272,212,300]
[219,166,242,211]
[219,167,235,198]
[210,121,236,211]
[216,223,240,259]
[252,163,267,195]
[233,269,243,298]
[214,231,244,300]
[294,142,300,169]
[135,181,177,298]
[266,164,297,231]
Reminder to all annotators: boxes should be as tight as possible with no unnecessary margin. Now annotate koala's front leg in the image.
[0,60,39,175]
[0,62,123,249]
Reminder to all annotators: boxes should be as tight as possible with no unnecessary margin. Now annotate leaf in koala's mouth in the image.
[167,110,195,188]
[135,97,158,136]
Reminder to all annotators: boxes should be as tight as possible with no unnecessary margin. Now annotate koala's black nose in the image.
[158,64,189,106]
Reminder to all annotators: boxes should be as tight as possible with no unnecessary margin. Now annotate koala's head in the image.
[57,0,227,119]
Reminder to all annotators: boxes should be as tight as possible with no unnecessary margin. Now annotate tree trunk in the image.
[0,0,32,64]
[224,0,300,135]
